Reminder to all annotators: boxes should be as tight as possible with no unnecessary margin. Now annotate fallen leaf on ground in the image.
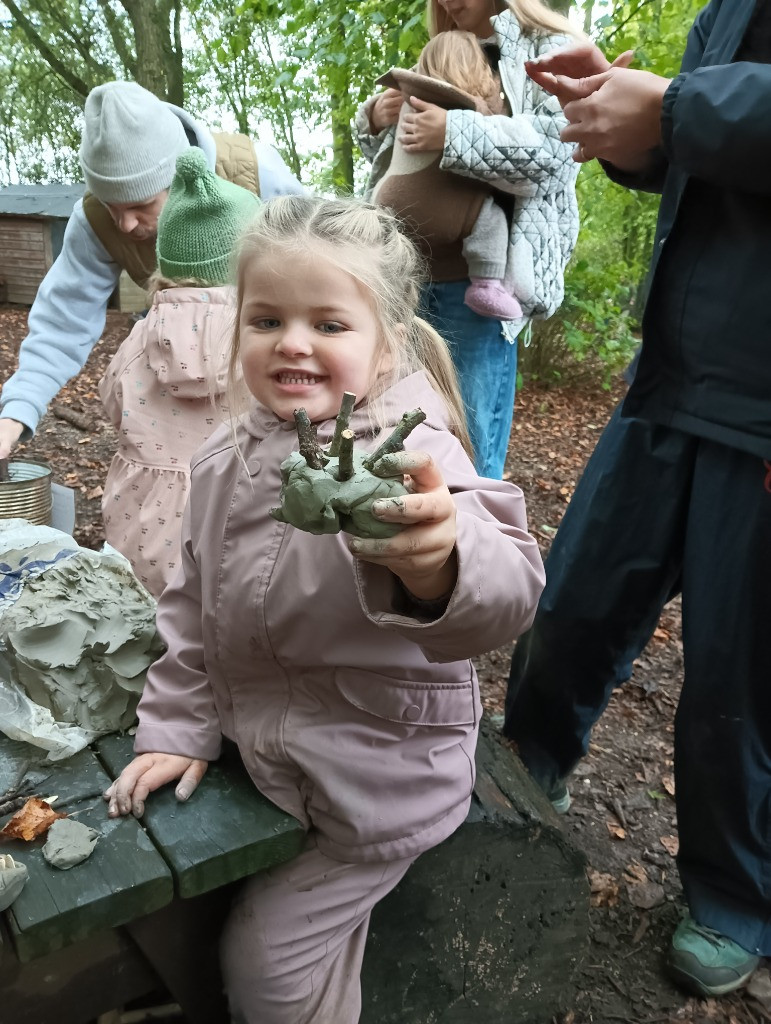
[622,861,648,885]
[587,868,619,907]
[660,834,679,857]
[0,798,67,841]
[606,822,626,840]
[662,773,676,796]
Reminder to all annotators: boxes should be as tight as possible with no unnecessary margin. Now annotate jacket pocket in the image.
[335,667,476,727]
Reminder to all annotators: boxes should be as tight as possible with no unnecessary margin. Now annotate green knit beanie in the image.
[156,148,261,285]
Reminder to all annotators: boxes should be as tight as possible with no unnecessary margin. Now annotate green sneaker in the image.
[667,913,760,997]
[548,780,571,814]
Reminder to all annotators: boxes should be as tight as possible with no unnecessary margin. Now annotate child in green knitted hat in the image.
[99,148,261,597]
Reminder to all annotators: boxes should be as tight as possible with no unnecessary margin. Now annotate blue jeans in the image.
[420,280,517,479]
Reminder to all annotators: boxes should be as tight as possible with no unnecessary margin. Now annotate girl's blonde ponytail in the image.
[412,318,473,459]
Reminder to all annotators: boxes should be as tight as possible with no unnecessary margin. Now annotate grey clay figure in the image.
[270,393,426,539]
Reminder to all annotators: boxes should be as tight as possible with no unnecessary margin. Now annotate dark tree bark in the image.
[117,0,185,103]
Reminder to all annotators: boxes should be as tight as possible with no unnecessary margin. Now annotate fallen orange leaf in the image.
[0,798,67,841]
[660,834,679,857]
[587,868,619,907]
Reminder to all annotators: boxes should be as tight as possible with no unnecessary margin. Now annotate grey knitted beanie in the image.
[79,81,189,204]
[156,148,261,285]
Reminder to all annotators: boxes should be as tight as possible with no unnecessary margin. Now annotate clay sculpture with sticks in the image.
[270,392,426,538]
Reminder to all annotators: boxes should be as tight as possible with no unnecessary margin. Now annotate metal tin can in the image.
[0,459,53,526]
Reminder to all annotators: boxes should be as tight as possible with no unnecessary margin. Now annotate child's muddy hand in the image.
[352,451,458,601]
[104,753,208,818]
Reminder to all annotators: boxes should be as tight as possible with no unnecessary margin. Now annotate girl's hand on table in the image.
[103,753,208,818]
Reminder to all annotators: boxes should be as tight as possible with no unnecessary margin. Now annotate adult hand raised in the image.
[349,450,458,602]
[104,752,208,818]
[526,42,634,108]
[560,66,671,165]
[398,97,447,153]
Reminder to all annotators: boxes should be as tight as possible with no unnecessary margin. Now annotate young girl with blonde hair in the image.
[105,195,545,1023]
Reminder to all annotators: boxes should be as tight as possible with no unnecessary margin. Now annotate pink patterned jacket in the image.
[99,286,234,597]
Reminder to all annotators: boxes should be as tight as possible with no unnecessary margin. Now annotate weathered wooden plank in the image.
[96,732,306,898]
[361,724,590,1024]
[5,286,41,305]
[0,262,48,277]
[0,244,46,258]
[0,229,46,245]
[0,738,173,962]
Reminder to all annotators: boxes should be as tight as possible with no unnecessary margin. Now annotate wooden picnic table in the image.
[0,732,305,1024]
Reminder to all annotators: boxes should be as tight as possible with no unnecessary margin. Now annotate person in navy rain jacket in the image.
[503,0,771,999]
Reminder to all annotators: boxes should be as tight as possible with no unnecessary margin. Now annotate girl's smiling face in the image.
[238,253,386,423]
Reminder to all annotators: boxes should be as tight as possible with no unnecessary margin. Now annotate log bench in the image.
[0,722,589,1024]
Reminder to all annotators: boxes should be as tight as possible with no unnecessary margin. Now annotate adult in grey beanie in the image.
[79,81,190,204]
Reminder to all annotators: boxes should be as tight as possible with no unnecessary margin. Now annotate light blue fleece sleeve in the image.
[251,141,307,197]
[0,199,120,436]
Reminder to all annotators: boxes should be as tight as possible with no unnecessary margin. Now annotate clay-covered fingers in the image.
[351,451,458,599]
[370,490,450,525]
[349,513,455,573]
[370,450,443,488]
[103,753,208,818]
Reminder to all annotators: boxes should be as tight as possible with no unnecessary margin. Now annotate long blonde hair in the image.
[427,0,583,40]
[230,196,473,459]
[418,31,500,106]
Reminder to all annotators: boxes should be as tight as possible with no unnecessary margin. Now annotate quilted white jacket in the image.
[357,10,580,333]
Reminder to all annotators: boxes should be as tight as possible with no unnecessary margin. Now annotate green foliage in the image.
[0,0,714,391]
[235,0,427,192]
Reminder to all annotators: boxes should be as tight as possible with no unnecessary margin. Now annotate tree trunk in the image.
[118,0,184,104]
[362,721,590,1023]
[330,81,354,192]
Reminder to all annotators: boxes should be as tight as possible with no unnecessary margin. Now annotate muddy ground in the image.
[1,306,769,1024]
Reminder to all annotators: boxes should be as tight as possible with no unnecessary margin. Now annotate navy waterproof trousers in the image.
[504,404,771,955]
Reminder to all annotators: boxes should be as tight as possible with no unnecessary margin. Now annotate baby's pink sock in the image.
[465,278,523,321]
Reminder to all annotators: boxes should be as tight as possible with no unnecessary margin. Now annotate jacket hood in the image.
[144,285,235,400]
[240,370,452,447]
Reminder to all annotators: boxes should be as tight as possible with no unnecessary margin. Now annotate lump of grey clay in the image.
[42,817,99,870]
[271,449,409,538]
[0,853,29,910]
